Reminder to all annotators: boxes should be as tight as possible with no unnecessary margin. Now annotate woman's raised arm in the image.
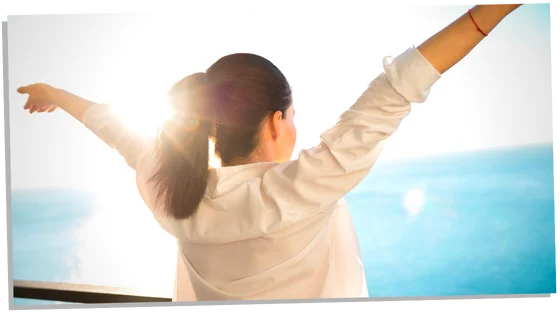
[262,4,523,215]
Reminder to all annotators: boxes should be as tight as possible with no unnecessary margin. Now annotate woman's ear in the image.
[271,110,284,140]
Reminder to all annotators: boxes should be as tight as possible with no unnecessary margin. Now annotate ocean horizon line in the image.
[9,141,554,193]
[375,141,553,166]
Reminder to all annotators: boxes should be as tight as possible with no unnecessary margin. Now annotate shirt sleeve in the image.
[261,46,441,215]
[82,103,155,171]
[82,104,165,220]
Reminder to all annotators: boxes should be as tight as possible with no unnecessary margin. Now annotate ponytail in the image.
[149,73,215,220]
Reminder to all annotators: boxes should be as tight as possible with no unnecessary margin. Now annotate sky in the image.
[7,3,552,190]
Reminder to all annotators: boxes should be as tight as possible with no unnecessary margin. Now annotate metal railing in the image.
[13,280,172,304]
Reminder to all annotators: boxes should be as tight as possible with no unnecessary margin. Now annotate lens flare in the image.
[403,188,426,215]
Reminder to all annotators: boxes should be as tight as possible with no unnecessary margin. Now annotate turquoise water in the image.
[10,144,557,305]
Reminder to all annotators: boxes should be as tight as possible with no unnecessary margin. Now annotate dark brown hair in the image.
[150,53,293,220]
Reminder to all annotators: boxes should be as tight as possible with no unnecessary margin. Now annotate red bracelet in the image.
[468,9,488,37]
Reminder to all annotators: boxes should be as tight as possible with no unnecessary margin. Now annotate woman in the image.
[17,4,523,301]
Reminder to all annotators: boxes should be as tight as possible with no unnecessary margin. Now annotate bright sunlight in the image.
[110,93,172,138]
[110,82,223,169]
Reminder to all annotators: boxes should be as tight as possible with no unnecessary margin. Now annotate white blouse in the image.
[82,46,441,301]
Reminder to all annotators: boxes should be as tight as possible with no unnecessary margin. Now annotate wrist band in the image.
[468,9,488,37]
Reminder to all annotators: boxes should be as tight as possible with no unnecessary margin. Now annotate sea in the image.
[10,144,557,305]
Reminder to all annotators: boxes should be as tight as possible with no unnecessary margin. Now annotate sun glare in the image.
[112,97,223,169]
[403,188,426,216]
[68,185,177,297]
[112,101,172,138]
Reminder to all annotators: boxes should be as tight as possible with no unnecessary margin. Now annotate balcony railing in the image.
[13,279,553,305]
[13,280,172,304]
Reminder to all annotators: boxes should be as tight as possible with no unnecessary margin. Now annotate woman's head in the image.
[150,53,295,220]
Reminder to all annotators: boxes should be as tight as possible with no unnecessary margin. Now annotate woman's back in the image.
[177,164,365,300]
[163,164,366,300]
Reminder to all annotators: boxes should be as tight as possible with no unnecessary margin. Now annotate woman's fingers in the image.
[37,105,56,113]
[36,106,55,113]
[25,103,57,114]
[17,86,29,95]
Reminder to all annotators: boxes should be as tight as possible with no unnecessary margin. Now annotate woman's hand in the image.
[17,83,60,114]
[18,83,96,123]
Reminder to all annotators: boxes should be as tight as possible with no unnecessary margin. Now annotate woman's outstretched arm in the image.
[17,84,153,170]
[263,4,523,215]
